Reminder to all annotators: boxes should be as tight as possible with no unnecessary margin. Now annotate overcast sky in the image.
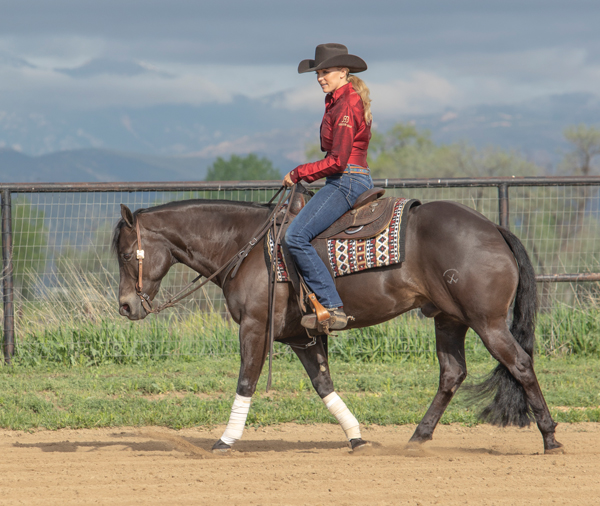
[2,0,600,120]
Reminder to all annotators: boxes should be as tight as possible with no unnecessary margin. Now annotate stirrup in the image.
[301,308,349,331]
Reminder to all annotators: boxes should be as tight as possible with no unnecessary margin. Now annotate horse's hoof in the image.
[545,443,565,455]
[350,438,371,452]
[211,439,232,454]
[408,432,432,445]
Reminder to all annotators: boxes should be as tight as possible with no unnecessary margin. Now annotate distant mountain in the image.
[0,148,211,183]
[2,91,600,181]
[409,92,600,166]
[0,94,317,177]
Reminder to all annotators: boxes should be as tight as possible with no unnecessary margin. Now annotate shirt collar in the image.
[325,82,352,107]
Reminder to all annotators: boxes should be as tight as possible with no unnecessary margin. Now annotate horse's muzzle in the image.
[119,299,147,320]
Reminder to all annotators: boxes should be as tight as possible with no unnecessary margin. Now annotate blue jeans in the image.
[284,172,374,309]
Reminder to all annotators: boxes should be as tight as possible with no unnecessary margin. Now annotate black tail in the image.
[470,226,537,427]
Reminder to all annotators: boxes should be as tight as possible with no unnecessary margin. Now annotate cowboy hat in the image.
[298,43,367,74]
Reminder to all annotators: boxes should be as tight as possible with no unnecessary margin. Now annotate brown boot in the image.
[328,308,348,330]
[301,307,348,331]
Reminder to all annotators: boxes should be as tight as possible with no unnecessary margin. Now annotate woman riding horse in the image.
[113,44,564,455]
[283,43,374,331]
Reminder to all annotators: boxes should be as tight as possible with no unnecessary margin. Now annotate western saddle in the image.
[287,186,391,240]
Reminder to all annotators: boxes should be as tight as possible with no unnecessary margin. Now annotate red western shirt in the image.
[290,82,371,184]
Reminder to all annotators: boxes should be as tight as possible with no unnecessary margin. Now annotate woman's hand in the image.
[283,172,295,187]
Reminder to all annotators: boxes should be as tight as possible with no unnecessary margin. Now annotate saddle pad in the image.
[265,227,291,282]
[265,197,419,282]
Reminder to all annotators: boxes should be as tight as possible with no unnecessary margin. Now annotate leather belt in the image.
[343,164,370,176]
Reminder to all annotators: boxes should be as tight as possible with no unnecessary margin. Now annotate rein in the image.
[132,185,298,393]
[266,184,297,391]
[133,185,289,315]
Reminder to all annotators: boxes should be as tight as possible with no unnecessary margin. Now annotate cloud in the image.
[55,58,174,78]
[0,51,36,69]
[2,0,600,121]
[421,47,600,106]
[2,1,600,65]
[0,63,232,112]
[182,127,313,163]
[271,71,459,118]
[270,85,324,113]
[371,72,460,117]
[75,128,104,148]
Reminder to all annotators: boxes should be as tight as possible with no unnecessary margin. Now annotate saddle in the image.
[316,189,394,240]
[286,186,390,239]
[275,186,392,333]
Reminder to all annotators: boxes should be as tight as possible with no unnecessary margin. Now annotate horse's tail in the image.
[470,225,536,427]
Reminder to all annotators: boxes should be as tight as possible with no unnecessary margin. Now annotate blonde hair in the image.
[341,68,372,125]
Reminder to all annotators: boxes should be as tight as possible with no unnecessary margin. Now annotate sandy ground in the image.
[1,423,599,506]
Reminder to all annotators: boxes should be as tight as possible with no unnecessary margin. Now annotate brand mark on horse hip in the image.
[443,269,459,284]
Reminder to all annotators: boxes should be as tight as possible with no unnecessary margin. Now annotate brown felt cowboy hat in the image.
[298,43,367,74]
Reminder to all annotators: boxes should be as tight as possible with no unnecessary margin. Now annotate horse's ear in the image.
[120,204,134,228]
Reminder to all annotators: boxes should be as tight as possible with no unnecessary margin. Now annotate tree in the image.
[304,121,540,215]
[554,125,600,237]
[11,197,48,300]
[305,122,541,180]
[561,124,600,176]
[522,125,600,308]
[367,123,540,179]
[205,154,281,181]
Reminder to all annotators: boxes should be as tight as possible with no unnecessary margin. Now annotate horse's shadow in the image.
[13,433,533,457]
[12,431,351,457]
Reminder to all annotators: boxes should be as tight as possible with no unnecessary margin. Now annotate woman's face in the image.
[316,68,348,94]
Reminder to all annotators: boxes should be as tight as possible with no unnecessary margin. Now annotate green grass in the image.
[13,313,241,366]
[2,272,599,431]
[6,262,600,365]
[9,306,600,367]
[537,305,600,355]
[1,355,598,430]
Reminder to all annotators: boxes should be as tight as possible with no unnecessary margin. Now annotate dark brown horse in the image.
[113,196,563,454]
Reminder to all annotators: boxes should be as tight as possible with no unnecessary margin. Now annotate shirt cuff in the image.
[289,169,301,184]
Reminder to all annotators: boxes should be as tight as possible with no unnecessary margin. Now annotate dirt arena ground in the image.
[1,423,599,505]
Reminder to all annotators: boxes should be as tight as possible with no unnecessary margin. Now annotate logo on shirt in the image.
[338,115,352,128]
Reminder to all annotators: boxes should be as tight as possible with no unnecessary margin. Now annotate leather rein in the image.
[133,186,291,315]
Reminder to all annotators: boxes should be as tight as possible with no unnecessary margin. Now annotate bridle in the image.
[130,184,315,392]
[131,186,293,316]
[134,219,155,314]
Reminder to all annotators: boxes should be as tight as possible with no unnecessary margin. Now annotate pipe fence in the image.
[2,176,600,363]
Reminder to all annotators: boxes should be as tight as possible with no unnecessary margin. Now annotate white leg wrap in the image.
[323,392,361,441]
[220,393,252,445]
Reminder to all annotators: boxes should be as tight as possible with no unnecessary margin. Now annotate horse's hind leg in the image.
[292,336,368,450]
[476,319,562,453]
[409,314,468,444]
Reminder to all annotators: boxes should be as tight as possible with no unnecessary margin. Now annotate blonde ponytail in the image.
[345,71,372,125]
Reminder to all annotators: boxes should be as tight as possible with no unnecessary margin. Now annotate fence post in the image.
[1,189,15,364]
[498,183,510,229]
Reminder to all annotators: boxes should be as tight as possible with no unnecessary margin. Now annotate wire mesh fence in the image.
[2,178,600,363]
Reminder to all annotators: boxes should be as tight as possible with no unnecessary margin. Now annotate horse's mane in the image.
[111,199,270,256]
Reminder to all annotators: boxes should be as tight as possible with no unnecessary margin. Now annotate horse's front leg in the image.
[291,335,369,451]
[212,318,268,453]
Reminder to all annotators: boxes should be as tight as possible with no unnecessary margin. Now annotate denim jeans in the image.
[284,172,374,309]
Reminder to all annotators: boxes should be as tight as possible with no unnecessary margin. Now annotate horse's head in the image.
[113,204,172,320]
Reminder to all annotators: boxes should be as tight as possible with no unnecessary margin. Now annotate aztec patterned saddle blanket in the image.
[265,196,420,282]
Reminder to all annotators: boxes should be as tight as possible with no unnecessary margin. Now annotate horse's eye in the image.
[122,253,132,262]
